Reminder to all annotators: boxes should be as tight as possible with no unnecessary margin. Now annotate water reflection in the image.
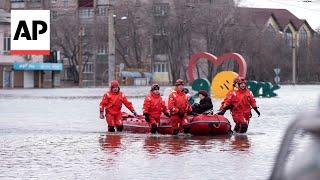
[143,136,162,156]
[230,134,251,151]
[190,135,232,147]
[99,133,122,154]
[143,134,234,157]
[143,136,190,156]
[162,136,190,155]
[98,133,251,160]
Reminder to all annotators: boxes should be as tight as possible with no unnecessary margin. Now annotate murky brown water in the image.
[1,86,319,179]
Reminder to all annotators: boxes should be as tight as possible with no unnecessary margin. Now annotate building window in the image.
[153,3,169,16]
[284,28,293,47]
[3,36,11,52]
[63,0,68,8]
[84,63,93,73]
[97,7,106,16]
[186,0,199,3]
[52,10,57,19]
[153,63,168,72]
[299,27,307,47]
[267,24,276,36]
[51,0,57,3]
[155,25,167,35]
[97,45,106,54]
[65,67,74,80]
[161,63,165,72]
[79,8,94,18]
[153,36,167,54]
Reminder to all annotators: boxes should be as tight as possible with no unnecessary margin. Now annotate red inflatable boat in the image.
[122,113,173,135]
[122,112,231,135]
[187,114,232,135]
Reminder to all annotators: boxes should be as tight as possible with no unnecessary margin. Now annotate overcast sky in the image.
[239,0,320,30]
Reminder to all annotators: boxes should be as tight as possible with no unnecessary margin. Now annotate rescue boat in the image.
[187,114,232,135]
[122,113,173,135]
[122,112,231,135]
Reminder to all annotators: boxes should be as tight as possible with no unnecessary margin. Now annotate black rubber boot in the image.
[116,125,123,132]
[173,129,179,135]
[234,123,248,133]
[108,126,115,132]
[239,123,248,133]
[234,124,240,133]
[183,126,190,134]
[151,124,158,134]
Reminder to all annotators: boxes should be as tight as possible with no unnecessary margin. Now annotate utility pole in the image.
[108,0,115,85]
[79,26,84,87]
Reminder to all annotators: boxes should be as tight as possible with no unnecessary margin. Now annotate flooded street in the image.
[1,85,319,180]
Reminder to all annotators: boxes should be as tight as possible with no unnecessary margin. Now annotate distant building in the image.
[237,7,314,48]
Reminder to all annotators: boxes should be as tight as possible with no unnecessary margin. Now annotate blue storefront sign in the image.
[13,62,63,71]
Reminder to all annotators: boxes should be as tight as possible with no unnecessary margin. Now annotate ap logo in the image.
[11,10,50,55]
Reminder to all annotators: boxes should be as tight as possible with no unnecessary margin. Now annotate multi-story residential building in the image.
[151,0,171,85]
[77,0,95,86]
[52,0,110,86]
[50,0,78,86]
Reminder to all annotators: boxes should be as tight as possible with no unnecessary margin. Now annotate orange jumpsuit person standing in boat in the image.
[99,80,137,132]
[143,84,170,134]
[168,79,192,135]
[217,77,260,133]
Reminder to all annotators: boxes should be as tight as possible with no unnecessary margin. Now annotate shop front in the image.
[7,62,63,88]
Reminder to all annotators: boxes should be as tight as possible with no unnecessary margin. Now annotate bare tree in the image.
[153,1,198,84]
[308,32,320,82]
[52,13,97,84]
[194,1,238,81]
[114,0,152,69]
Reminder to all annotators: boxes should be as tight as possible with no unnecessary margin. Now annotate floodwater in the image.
[1,85,319,180]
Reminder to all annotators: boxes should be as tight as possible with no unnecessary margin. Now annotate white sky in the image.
[239,0,320,30]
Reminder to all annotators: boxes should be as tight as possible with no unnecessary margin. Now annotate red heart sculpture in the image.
[187,52,247,82]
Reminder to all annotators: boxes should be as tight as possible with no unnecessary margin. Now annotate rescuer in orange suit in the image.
[219,76,241,110]
[143,84,170,134]
[99,80,137,132]
[168,79,192,135]
[217,77,260,133]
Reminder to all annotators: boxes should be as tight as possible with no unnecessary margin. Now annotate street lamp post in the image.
[107,0,115,85]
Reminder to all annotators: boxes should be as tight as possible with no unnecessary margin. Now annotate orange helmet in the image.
[233,76,245,85]
[238,77,246,84]
[175,79,184,86]
[110,80,119,89]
